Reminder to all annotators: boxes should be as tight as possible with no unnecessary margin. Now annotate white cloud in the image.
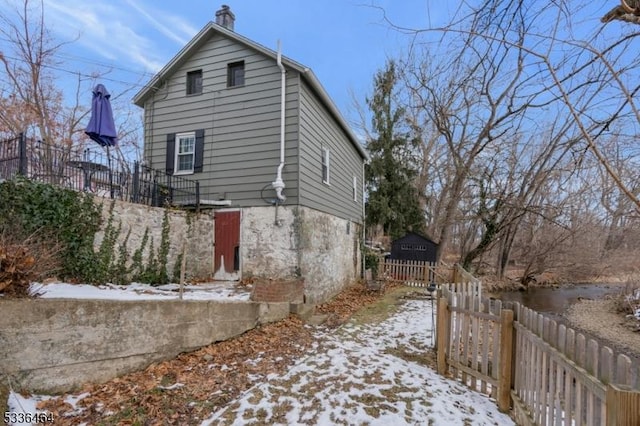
[121,0,195,46]
[41,0,180,73]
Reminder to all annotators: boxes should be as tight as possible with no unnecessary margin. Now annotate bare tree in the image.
[0,0,144,169]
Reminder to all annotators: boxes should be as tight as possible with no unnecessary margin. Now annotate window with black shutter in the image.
[166,129,204,175]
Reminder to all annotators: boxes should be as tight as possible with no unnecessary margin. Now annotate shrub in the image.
[0,177,101,282]
[0,230,61,297]
[612,276,640,319]
[364,247,381,278]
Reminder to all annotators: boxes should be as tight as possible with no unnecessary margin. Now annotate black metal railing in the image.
[0,133,200,210]
[131,162,200,210]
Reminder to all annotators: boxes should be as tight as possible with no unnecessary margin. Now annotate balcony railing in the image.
[0,133,200,210]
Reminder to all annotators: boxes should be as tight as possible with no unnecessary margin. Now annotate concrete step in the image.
[306,314,329,326]
[290,302,315,320]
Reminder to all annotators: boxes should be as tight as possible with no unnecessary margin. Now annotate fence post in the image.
[606,384,640,425]
[195,181,200,213]
[18,132,27,175]
[498,309,514,412]
[132,161,140,203]
[437,296,449,375]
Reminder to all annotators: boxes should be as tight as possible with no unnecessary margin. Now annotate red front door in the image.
[213,210,240,280]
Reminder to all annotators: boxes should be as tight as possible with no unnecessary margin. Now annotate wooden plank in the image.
[586,339,599,425]
[555,324,567,426]
[616,354,632,387]
[514,314,523,399]
[498,309,514,413]
[548,320,557,424]
[606,383,640,426]
[492,300,502,399]
[448,306,500,322]
[523,309,533,408]
[453,293,463,379]
[565,328,576,426]
[437,297,449,375]
[447,359,499,387]
[481,308,491,395]
[540,317,550,425]
[534,312,543,423]
[461,295,472,386]
[575,334,586,426]
[602,347,614,424]
[471,296,481,391]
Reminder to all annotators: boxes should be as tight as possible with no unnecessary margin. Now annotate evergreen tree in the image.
[365,61,425,240]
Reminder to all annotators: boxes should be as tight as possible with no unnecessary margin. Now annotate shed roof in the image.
[392,232,439,245]
[132,22,368,160]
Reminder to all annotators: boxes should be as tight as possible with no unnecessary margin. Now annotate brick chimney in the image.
[215,5,235,30]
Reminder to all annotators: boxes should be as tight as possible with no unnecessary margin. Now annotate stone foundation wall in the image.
[241,206,300,279]
[298,207,362,303]
[240,205,361,303]
[93,199,214,281]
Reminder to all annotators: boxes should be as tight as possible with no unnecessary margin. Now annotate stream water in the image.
[490,283,622,315]
[491,282,640,381]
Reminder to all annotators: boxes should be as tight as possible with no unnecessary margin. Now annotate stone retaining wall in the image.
[0,299,288,393]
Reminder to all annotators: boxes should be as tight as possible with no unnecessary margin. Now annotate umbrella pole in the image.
[107,146,114,199]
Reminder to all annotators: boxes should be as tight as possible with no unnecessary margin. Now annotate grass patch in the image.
[384,347,437,369]
[350,286,416,325]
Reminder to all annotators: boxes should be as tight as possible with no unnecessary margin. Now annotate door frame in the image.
[213,208,242,281]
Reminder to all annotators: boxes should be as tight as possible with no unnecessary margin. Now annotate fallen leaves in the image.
[0,231,61,298]
[317,280,400,325]
[35,281,391,425]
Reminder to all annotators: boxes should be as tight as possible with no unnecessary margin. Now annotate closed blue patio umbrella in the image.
[85,84,117,196]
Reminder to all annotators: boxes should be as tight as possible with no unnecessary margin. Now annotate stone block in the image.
[258,302,290,324]
[251,278,304,303]
[289,302,315,320]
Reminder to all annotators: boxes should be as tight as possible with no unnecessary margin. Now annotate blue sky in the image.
[0,0,458,133]
[0,0,627,145]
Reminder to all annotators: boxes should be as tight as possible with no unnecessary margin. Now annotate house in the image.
[389,233,439,263]
[132,5,367,303]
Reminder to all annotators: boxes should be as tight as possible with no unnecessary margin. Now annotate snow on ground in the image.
[28,281,251,301]
[6,291,514,425]
[630,288,640,320]
[201,298,514,426]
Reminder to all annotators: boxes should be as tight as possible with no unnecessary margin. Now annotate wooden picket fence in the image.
[377,259,452,287]
[437,283,640,425]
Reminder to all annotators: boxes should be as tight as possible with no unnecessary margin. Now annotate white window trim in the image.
[322,147,330,185]
[174,131,196,175]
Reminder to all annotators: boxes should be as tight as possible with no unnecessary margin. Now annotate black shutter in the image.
[166,133,175,175]
[194,129,205,173]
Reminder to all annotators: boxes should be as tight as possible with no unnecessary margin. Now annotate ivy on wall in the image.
[0,177,101,282]
[0,178,176,286]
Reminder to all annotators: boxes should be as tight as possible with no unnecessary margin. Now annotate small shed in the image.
[389,232,438,263]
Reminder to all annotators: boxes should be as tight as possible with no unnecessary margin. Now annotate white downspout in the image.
[272,40,286,201]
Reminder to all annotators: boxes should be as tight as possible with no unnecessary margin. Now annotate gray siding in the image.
[298,80,364,224]
[142,33,300,206]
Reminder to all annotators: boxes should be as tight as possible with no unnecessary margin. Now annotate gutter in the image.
[272,40,286,201]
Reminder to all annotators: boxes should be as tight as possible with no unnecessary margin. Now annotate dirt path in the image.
[204,298,512,426]
[565,298,640,365]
